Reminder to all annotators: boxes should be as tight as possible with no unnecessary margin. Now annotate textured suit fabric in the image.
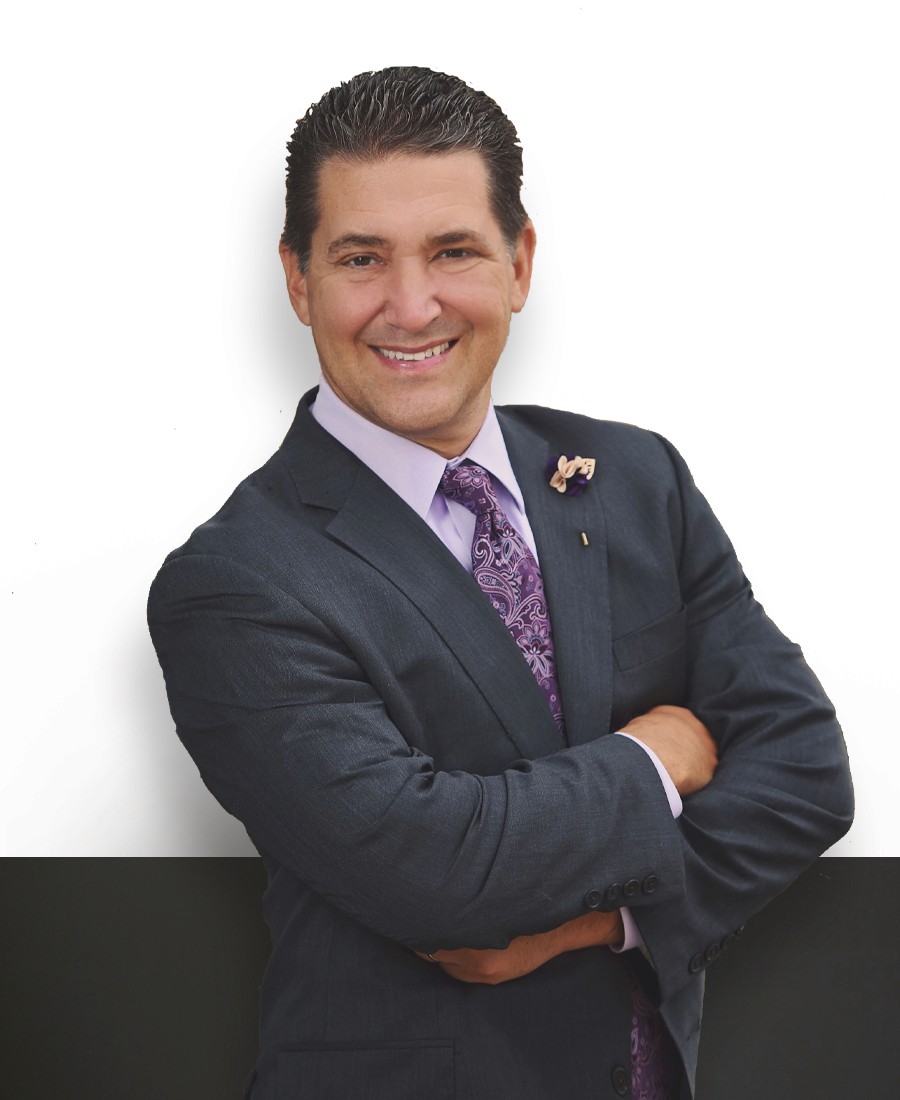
[148,390,853,1099]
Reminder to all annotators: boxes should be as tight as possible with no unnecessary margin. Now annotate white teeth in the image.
[377,341,451,361]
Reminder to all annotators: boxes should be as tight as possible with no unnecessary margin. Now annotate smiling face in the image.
[280,151,535,457]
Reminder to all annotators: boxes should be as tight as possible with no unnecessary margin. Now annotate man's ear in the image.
[510,220,537,314]
[279,243,311,327]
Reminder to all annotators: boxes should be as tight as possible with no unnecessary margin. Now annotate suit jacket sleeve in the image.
[148,548,684,953]
[628,433,854,1003]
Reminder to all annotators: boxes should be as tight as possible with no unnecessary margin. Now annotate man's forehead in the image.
[313,150,499,240]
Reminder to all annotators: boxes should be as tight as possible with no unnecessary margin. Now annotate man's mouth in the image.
[373,340,456,362]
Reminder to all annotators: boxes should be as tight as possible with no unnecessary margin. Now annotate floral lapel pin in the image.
[546,454,596,495]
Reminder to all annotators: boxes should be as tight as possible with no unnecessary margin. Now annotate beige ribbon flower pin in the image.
[548,455,596,493]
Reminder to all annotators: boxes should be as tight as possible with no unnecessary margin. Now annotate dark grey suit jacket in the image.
[148,390,853,1099]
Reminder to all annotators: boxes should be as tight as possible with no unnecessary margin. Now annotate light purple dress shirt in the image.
[311,376,681,953]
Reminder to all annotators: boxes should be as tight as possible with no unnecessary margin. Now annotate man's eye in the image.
[344,255,378,268]
[437,248,473,260]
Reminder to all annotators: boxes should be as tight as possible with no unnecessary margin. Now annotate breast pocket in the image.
[611,605,687,728]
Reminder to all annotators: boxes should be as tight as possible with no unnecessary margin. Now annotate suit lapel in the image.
[498,410,614,746]
[281,393,565,761]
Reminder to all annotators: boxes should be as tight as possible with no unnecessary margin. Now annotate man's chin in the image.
[372,402,487,458]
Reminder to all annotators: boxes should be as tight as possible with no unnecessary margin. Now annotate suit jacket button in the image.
[704,943,721,963]
[605,883,622,902]
[623,878,640,898]
[722,932,737,950]
[611,1065,630,1096]
[689,953,705,974]
[584,889,603,910]
[642,874,659,894]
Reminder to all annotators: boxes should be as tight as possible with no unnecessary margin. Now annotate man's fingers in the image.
[414,950,442,963]
[415,949,471,970]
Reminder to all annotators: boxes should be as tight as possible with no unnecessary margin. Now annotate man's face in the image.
[280,151,535,457]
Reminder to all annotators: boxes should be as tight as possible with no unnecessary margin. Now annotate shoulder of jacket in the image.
[155,446,319,567]
[496,403,678,464]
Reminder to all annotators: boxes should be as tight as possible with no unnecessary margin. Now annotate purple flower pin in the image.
[546,454,596,496]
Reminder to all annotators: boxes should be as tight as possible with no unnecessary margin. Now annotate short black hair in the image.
[282,66,528,270]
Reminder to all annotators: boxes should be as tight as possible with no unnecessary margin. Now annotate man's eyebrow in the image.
[427,230,492,249]
[324,229,492,258]
[325,233,390,258]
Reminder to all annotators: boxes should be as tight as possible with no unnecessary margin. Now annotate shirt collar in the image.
[310,376,525,520]
[450,409,526,513]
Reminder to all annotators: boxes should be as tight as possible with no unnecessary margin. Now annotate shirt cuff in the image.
[610,906,645,954]
[615,731,683,818]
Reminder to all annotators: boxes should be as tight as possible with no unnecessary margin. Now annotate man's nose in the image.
[380,260,442,333]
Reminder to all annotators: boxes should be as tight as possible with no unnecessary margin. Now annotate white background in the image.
[3,2,897,855]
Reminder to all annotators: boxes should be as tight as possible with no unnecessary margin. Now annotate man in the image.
[148,67,853,1099]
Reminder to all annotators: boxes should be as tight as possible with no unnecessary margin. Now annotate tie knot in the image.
[439,462,499,517]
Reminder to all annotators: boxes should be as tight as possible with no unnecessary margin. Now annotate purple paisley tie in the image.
[440,461,679,1099]
[631,982,680,1099]
[439,462,565,733]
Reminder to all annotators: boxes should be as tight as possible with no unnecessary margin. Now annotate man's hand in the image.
[622,704,718,796]
[416,910,625,985]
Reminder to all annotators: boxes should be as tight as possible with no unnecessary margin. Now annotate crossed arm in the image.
[418,704,719,983]
[150,556,689,953]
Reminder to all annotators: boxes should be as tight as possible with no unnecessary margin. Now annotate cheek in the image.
[311,287,380,348]
[451,284,511,334]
